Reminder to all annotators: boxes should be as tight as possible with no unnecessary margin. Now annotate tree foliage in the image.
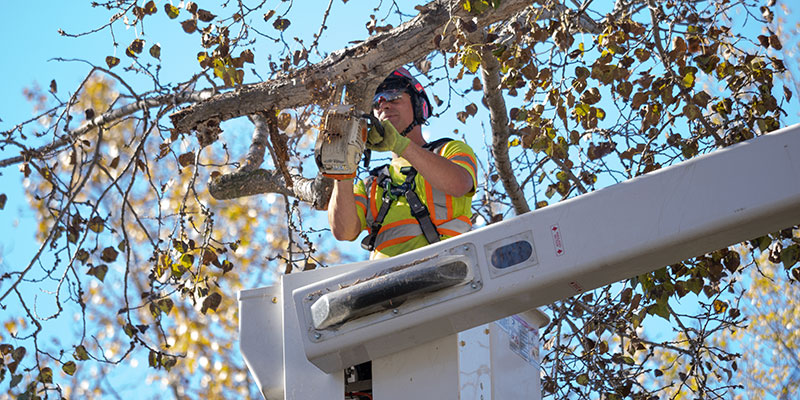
[1,0,799,399]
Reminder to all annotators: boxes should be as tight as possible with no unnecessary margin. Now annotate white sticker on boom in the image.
[551,224,565,256]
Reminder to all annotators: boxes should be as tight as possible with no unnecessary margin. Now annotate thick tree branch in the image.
[240,114,269,172]
[209,169,333,211]
[169,0,534,134]
[480,45,531,215]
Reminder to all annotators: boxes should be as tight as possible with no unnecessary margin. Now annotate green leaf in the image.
[574,103,590,117]
[74,345,89,361]
[10,374,23,388]
[716,61,734,79]
[12,346,26,361]
[88,264,108,282]
[158,298,174,315]
[62,361,77,376]
[149,44,161,60]
[622,356,635,365]
[649,302,670,321]
[545,185,556,199]
[576,373,589,386]
[682,72,695,88]
[173,239,187,254]
[171,262,186,279]
[38,367,53,383]
[149,350,160,368]
[162,355,178,371]
[757,235,772,252]
[101,246,119,263]
[463,0,492,14]
[149,303,161,319]
[179,253,195,269]
[686,277,703,294]
[87,216,104,233]
[164,3,180,18]
[781,244,800,268]
[683,104,701,120]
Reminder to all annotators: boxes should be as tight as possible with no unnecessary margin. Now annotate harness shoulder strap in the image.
[422,137,453,153]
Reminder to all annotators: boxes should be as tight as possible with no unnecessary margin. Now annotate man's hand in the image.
[367,120,410,155]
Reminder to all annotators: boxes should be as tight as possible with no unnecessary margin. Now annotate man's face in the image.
[373,91,414,133]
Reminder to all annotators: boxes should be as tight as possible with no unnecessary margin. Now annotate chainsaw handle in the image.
[360,113,379,170]
[362,113,385,138]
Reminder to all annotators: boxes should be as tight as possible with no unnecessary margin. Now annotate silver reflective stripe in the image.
[354,192,369,214]
[437,218,471,235]
[374,217,471,250]
[362,175,379,224]
[449,154,477,174]
[427,185,450,223]
[374,220,424,246]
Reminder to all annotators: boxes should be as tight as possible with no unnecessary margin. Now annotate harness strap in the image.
[360,138,453,252]
[403,174,441,245]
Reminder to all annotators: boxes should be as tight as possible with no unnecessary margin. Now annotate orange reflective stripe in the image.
[375,235,418,252]
[437,229,463,237]
[369,179,379,218]
[446,194,453,220]
[450,152,477,173]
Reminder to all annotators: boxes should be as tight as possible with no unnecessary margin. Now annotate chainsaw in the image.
[314,104,383,180]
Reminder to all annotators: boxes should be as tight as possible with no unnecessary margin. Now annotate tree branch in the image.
[480,44,531,215]
[169,0,534,134]
[0,90,214,168]
[208,169,333,210]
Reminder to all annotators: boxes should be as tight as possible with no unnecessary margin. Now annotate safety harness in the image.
[360,138,452,252]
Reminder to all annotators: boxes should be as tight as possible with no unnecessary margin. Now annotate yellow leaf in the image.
[461,51,481,73]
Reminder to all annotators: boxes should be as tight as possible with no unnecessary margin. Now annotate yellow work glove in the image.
[367,120,410,156]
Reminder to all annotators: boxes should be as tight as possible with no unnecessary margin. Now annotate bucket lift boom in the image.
[240,124,800,399]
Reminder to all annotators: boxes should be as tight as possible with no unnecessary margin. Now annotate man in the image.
[328,67,478,259]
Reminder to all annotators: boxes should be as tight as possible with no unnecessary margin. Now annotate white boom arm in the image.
[240,124,800,398]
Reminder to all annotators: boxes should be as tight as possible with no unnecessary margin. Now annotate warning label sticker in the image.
[551,224,565,256]
[496,315,540,367]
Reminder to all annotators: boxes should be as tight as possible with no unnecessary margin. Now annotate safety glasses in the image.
[373,89,405,109]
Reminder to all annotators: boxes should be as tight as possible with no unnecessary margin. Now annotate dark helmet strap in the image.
[399,121,417,137]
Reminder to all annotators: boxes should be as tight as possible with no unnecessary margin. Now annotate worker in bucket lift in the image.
[328,66,478,260]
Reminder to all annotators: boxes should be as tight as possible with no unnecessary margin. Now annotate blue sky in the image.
[2,0,799,397]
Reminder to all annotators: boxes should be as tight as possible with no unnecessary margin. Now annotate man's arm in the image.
[328,179,362,241]
[400,142,474,197]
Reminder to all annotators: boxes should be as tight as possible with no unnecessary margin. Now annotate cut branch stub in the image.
[209,169,333,210]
